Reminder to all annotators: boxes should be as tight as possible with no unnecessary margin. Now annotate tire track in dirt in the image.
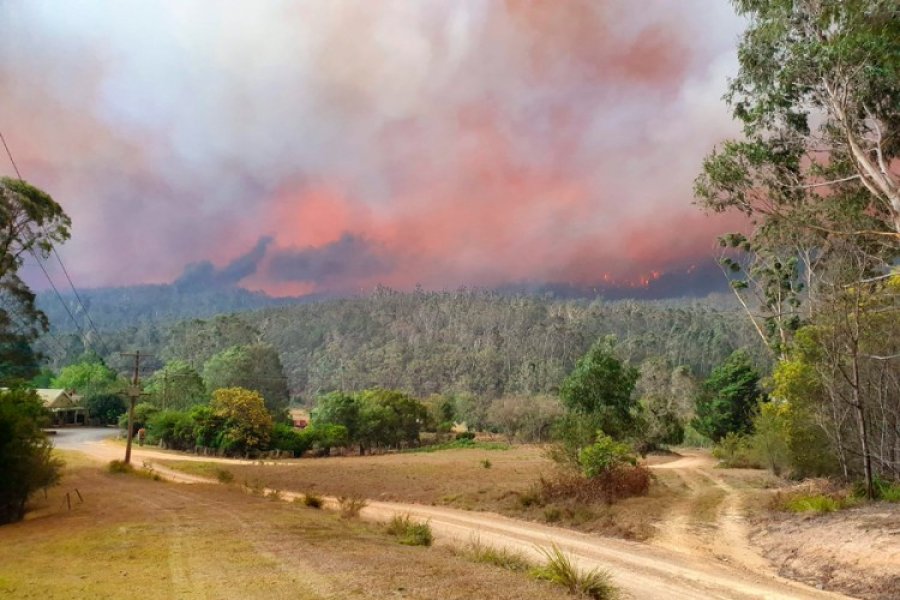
[78,442,854,599]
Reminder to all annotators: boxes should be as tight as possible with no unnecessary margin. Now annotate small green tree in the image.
[84,393,126,425]
[0,388,62,524]
[144,360,207,410]
[313,391,361,441]
[203,344,289,416]
[51,357,119,396]
[693,350,761,442]
[560,337,639,439]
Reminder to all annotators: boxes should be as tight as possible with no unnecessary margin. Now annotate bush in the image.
[85,393,126,425]
[270,422,313,457]
[455,431,476,441]
[146,410,195,450]
[540,466,651,505]
[302,493,324,508]
[0,389,62,524]
[875,479,900,503]
[771,480,857,513]
[577,434,636,478]
[338,495,367,518]
[215,468,234,483]
[530,544,618,600]
[480,459,492,469]
[712,432,762,469]
[108,460,134,474]
[385,514,433,546]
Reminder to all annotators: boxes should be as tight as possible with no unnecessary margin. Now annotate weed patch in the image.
[457,536,532,572]
[385,514,433,546]
[530,544,618,599]
[338,495,368,518]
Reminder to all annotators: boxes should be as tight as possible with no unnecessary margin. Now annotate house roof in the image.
[36,389,77,409]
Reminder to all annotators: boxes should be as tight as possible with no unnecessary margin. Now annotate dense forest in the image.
[35,288,767,402]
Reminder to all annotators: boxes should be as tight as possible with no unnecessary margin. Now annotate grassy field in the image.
[159,445,685,540]
[0,452,574,600]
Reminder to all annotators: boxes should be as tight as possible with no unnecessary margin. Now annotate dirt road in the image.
[70,437,853,600]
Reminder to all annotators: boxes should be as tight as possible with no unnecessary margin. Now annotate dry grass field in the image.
[0,451,574,600]
[159,445,688,540]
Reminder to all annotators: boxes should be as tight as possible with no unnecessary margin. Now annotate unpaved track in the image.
[72,438,853,600]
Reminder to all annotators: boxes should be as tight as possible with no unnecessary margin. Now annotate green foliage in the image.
[144,360,207,410]
[530,544,618,600]
[210,387,273,453]
[0,388,62,524]
[270,422,313,457]
[712,432,761,469]
[693,350,761,442]
[51,358,118,396]
[748,402,791,475]
[560,338,639,439]
[1,178,70,385]
[203,344,289,415]
[313,388,427,453]
[146,410,196,450]
[119,402,159,433]
[84,393,126,425]
[578,434,637,479]
[313,391,360,440]
[385,514,433,546]
[45,291,769,407]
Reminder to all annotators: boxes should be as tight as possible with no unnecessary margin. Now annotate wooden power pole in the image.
[121,350,151,464]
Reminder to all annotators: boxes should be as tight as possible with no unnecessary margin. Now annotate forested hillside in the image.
[36,283,306,331]
[38,288,767,401]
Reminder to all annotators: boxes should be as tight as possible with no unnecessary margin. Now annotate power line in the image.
[1,128,111,354]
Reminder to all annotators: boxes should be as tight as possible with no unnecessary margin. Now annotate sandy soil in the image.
[751,504,900,600]
[73,438,853,600]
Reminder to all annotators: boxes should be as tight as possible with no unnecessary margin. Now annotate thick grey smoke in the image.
[1,1,746,297]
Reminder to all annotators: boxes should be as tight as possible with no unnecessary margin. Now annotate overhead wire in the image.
[1,128,111,355]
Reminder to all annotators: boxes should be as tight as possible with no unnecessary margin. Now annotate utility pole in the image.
[121,351,151,464]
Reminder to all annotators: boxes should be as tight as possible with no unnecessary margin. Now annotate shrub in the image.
[0,388,62,524]
[108,460,134,474]
[578,434,636,478]
[712,432,762,469]
[530,544,618,600]
[147,410,195,450]
[270,422,313,457]
[543,506,562,523]
[215,468,235,484]
[84,393,126,425]
[385,514,433,546]
[540,466,651,505]
[302,493,324,509]
[771,480,857,513]
[338,495,368,518]
[480,459,492,469]
[460,536,531,572]
[875,479,900,503]
[456,431,476,441]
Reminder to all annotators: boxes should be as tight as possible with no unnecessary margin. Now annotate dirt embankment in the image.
[751,504,900,600]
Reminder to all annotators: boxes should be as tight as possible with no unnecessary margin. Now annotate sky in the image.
[1,1,747,298]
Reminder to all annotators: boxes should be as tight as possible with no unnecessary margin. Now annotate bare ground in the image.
[750,503,900,600]
[69,438,859,599]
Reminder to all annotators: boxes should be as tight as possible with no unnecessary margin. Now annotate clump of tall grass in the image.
[459,536,531,572]
[300,493,324,509]
[338,495,368,518]
[385,514,433,546]
[530,544,618,600]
